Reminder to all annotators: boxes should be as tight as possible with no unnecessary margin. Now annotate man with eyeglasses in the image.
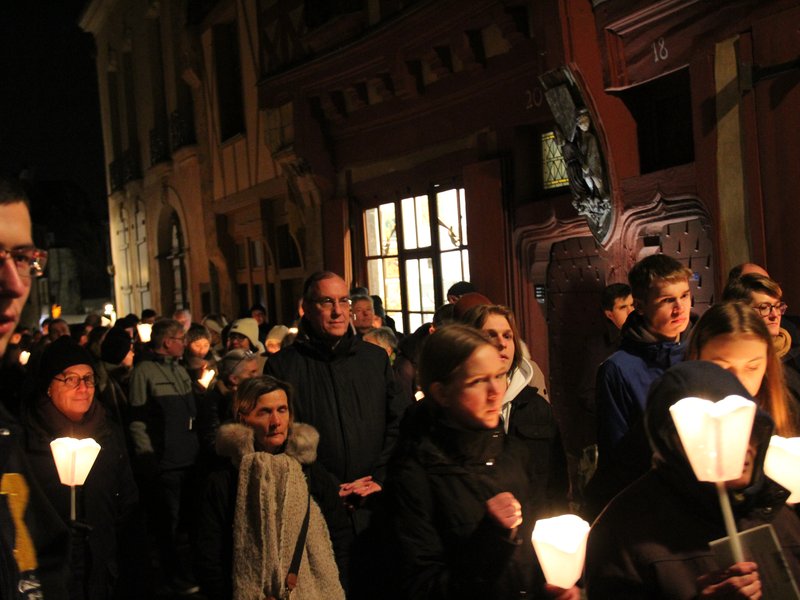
[265,271,406,595]
[129,318,200,595]
[0,176,70,599]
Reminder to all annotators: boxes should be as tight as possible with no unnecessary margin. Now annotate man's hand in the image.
[339,476,382,511]
[486,492,523,530]
[697,562,761,599]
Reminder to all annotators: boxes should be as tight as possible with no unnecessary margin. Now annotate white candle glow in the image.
[136,322,152,343]
[531,514,590,589]
[764,435,800,504]
[49,437,101,521]
[198,368,215,389]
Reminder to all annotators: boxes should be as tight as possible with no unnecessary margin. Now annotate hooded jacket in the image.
[503,358,568,514]
[586,361,800,599]
[196,422,345,600]
[595,310,688,455]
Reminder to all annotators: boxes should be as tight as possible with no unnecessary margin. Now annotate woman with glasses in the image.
[723,273,800,404]
[21,336,138,599]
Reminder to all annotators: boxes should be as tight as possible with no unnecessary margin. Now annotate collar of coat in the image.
[215,421,319,467]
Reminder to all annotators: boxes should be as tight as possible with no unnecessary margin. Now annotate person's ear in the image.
[603,309,614,322]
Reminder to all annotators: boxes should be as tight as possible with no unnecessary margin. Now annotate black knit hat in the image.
[40,336,94,385]
[101,328,133,364]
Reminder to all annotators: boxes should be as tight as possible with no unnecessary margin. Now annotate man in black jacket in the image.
[0,176,70,599]
[265,271,407,594]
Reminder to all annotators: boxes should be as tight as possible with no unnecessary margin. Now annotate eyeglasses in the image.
[53,373,96,389]
[0,247,48,279]
[753,302,788,317]
[313,297,351,311]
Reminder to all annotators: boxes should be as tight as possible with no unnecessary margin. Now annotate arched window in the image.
[165,212,188,310]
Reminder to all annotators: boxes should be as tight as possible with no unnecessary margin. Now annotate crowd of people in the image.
[3,170,800,600]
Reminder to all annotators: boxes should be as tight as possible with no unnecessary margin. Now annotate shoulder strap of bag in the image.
[285,490,311,594]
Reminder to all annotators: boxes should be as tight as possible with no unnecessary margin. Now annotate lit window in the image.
[364,187,469,333]
[542,131,569,190]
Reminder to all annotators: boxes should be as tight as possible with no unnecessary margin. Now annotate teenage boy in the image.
[585,255,692,518]
[595,255,692,456]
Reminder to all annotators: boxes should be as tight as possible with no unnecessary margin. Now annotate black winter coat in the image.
[265,321,407,487]
[21,398,138,600]
[385,400,550,599]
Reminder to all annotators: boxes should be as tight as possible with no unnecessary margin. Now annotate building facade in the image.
[81,0,800,473]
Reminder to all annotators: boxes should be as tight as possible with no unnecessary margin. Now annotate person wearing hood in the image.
[586,255,692,518]
[585,360,800,598]
[461,303,568,514]
[195,375,345,600]
[21,336,138,599]
[264,271,407,596]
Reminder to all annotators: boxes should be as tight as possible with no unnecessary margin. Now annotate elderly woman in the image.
[385,324,579,600]
[21,336,137,600]
[196,375,345,600]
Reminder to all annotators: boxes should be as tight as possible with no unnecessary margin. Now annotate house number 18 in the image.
[652,37,669,62]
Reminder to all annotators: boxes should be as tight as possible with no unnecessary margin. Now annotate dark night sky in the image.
[1,0,112,298]
[0,0,105,209]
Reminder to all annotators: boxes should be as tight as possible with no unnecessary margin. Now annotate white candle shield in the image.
[531,514,590,589]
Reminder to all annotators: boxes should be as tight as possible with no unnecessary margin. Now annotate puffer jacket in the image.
[586,361,800,599]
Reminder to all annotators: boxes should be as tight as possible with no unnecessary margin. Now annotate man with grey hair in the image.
[350,293,376,336]
[265,271,406,595]
[129,318,199,594]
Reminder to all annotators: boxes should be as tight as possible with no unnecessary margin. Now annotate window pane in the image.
[365,208,380,256]
[384,257,401,311]
[250,240,264,267]
[379,202,397,255]
[459,188,468,245]
[420,257,435,311]
[406,259,421,311]
[462,249,470,282]
[236,243,246,270]
[542,131,569,189]
[436,188,460,251]
[401,197,417,250]
[440,251,464,298]
[388,311,404,334]
[415,195,431,248]
[408,312,423,333]
[367,258,384,299]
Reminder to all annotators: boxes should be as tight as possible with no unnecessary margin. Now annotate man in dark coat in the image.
[265,271,407,593]
[0,176,70,599]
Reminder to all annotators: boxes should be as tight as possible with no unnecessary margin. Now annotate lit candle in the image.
[198,368,215,389]
[669,395,756,562]
[19,350,30,365]
[136,322,152,343]
[49,437,101,521]
[531,514,590,589]
[764,435,800,504]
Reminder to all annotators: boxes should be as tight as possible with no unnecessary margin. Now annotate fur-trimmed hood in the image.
[215,421,319,467]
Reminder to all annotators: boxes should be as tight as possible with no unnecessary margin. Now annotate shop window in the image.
[364,187,469,333]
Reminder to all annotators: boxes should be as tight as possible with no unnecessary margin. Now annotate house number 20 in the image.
[652,37,669,62]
